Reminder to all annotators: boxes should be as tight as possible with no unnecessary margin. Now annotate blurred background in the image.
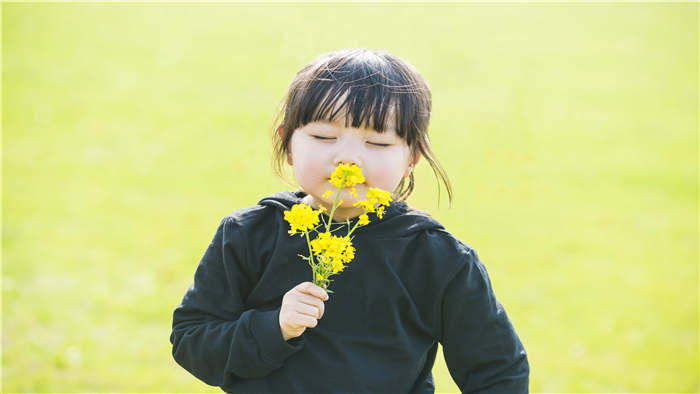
[2,2,697,392]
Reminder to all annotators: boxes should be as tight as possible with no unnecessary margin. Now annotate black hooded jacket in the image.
[170,191,529,393]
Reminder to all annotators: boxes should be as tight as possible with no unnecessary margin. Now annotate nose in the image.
[332,142,363,168]
[333,159,362,168]
[333,154,363,168]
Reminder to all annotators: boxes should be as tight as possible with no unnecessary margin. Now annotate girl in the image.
[170,48,529,393]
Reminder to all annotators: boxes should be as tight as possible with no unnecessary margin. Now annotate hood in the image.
[258,190,303,211]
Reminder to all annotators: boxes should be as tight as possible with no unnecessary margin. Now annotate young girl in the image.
[170,48,529,393]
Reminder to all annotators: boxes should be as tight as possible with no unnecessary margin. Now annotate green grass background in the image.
[2,2,697,392]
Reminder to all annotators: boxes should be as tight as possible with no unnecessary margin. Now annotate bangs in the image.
[302,76,398,134]
[284,49,431,144]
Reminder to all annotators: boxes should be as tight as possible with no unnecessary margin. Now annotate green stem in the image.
[325,185,343,233]
[348,218,362,236]
[304,230,316,285]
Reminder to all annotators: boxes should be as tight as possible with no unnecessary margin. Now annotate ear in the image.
[411,152,421,167]
[403,152,421,178]
[277,126,284,138]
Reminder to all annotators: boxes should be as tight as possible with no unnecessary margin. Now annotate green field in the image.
[3,3,697,392]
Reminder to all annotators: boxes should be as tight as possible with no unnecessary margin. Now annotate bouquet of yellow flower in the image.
[283,164,392,292]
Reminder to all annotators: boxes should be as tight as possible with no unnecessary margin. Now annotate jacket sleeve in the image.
[439,247,529,393]
[170,216,303,388]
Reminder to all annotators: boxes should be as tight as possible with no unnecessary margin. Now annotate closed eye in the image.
[368,142,392,147]
[312,135,336,141]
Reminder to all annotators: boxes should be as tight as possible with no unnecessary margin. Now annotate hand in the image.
[279,282,329,341]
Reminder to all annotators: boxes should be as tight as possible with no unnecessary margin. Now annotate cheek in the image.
[293,157,323,184]
[366,154,409,190]
[289,137,312,181]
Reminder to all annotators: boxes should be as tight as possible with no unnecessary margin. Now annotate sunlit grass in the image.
[3,3,697,392]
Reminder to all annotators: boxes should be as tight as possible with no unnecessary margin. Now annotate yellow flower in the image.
[329,163,365,188]
[310,232,355,274]
[310,232,331,255]
[353,199,375,212]
[285,163,374,291]
[358,214,369,226]
[377,206,386,219]
[367,187,392,206]
[352,186,392,217]
[283,204,320,235]
[331,260,344,273]
[342,243,355,263]
[329,241,355,273]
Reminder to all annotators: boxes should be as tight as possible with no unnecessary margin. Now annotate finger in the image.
[281,314,306,332]
[295,314,318,328]
[294,302,322,319]
[295,294,325,318]
[296,282,329,301]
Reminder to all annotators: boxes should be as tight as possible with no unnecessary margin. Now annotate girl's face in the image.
[286,119,416,220]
